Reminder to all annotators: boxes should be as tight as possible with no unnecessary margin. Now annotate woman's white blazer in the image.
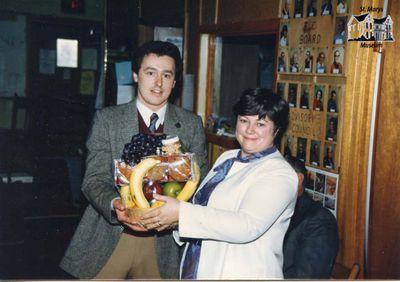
[176,149,298,279]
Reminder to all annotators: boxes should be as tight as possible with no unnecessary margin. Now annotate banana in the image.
[176,162,201,201]
[151,200,165,208]
[120,185,136,208]
[129,158,160,208]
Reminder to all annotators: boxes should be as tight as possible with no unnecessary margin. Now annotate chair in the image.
[331,262,360,279]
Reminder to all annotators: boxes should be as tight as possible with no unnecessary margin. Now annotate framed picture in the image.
[328,86,340,113]
[310,140,321,166]
[277,82,286,98]
[278,48,289,73]
[304,47,314,73]
[280,23,289,47]
[334,17,347,45]
[297,137,307,162]
[306,0,317,17]
[321,0,333,16]
[323,143,336,169]
[290,48,301,73]
[331,46,345,74]
[313,85,325,111]
[283,134,295,158]
[294,0,304,18]
[300,84,310,109]
[336,0,348,14]
[326,116,338,141]
[281,0,291,19]
[315,172,326,193]
[305,166,339,216]
[316,48,327,74]
[288,83,298,108]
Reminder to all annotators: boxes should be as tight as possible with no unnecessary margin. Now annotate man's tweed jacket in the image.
[60,100,208,279]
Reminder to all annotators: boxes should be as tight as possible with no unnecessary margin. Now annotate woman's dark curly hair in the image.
[233,88,289,144]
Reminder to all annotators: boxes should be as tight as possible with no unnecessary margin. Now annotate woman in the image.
[313,89,323,111]
[141,88,298,279]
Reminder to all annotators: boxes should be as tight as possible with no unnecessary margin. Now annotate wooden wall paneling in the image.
[191,0,397,278]
[200,0,217,25]
[218,0,279,24]
[184,0,200,74]
[199,19,280,36]
[368,0,400,278]
[335,0,384,276]
[137,24,154,47]
[205,35,216,121]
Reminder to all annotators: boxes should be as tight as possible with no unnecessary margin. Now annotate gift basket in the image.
[114,134,200,221]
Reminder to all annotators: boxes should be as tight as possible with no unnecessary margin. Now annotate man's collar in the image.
[136,99,167,127]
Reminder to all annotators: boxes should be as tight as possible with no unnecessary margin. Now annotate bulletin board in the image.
[0,14,27,97]
[277,0,351,178]
[305,166,339,216]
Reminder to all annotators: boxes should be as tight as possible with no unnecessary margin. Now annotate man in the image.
[60,41,208,279]
[278,51,287,72]
[300,88,309,109]
[324,146,335,169]
[283,157,339,279]
[316,52,326,73]
[328,90,338,112]
[330,50,343,74]
[282,0,290,18]
[321,0,332,15]
[337,0,347,14]
[307,0,317,16]
[334,18,346,44]
[304,50,313,72]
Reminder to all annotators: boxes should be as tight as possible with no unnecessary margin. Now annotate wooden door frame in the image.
[193,19,280,121]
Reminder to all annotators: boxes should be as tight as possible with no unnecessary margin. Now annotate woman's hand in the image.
[141,194,180,232]
[113,198,148,232]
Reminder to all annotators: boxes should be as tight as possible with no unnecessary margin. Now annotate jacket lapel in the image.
[120,100,140,139]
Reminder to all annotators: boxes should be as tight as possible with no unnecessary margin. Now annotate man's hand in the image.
[113,199,148,232]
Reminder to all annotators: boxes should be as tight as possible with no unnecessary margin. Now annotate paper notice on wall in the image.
[154,26,183,56]
[82,48,98,70]
[80,71,95,95]
[39,49,56,75]
[117,85,135,105]
[304,166,339,217]
[115,61,133,85]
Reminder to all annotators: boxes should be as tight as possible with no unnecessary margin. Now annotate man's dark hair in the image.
[286,156,308,187]
[131,41,183,101]
[232,88,289,144]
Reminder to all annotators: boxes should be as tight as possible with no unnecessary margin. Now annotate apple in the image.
[163,181,183,198]
[143,180,162,201]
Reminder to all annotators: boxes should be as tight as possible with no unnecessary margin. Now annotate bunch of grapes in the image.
[121,133,166,166]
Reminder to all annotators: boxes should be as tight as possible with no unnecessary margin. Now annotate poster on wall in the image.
[154,26,183,56]
[81,48,98,70]
[305,166,338,216]
[39,49,56,75]
[80,71,95,95]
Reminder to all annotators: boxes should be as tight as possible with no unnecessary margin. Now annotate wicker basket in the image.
[126,207,152,221]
